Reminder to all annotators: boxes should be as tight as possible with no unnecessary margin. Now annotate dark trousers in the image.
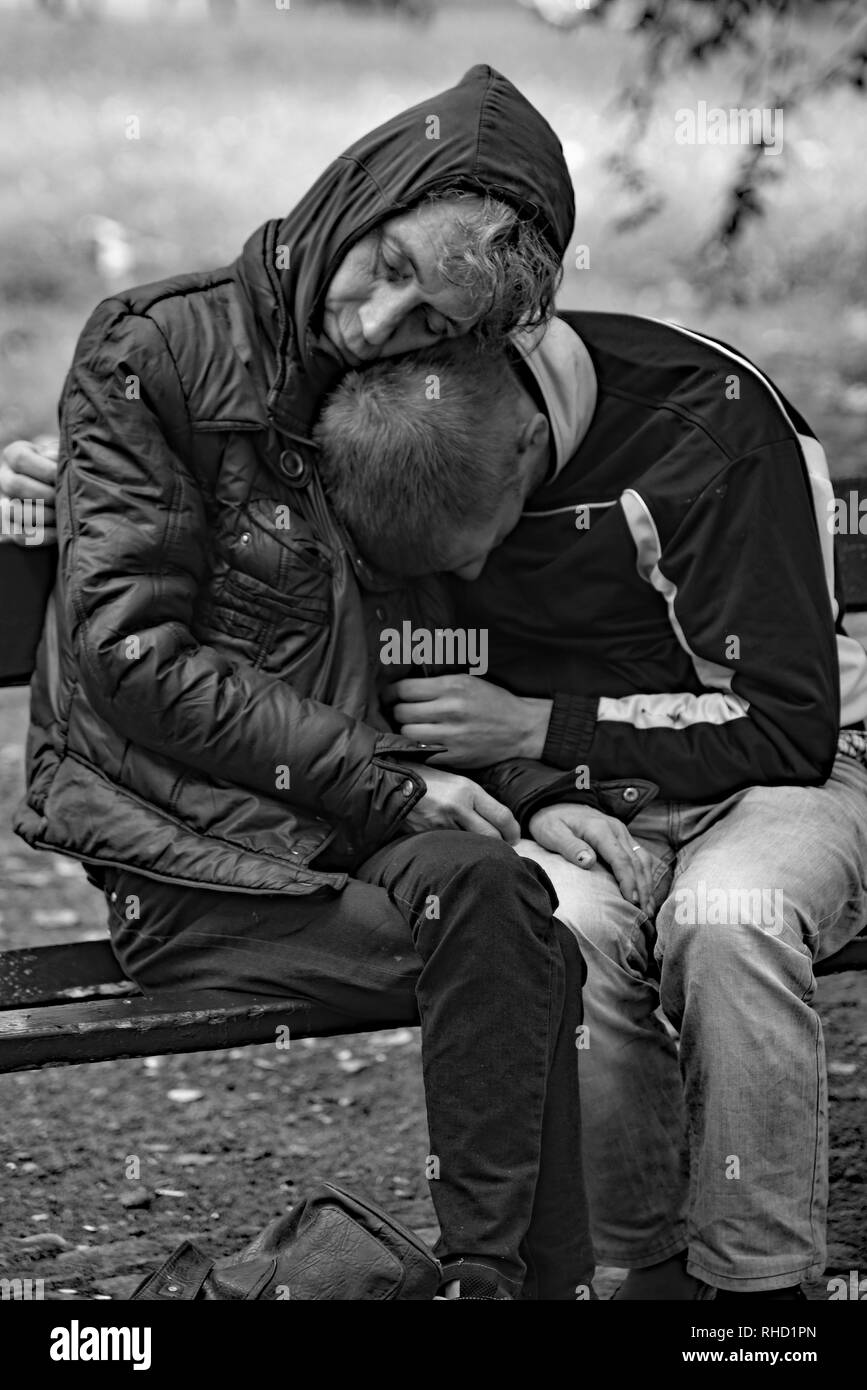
[101,829,592,1298]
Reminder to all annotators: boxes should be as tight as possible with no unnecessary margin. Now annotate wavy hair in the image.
[424,187,563,347]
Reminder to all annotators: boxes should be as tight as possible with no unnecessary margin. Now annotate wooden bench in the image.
[0,940,418,1072]
[1,473,866,1074]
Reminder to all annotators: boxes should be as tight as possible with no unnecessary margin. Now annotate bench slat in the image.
[0,941,130,1007]
[0,990,419,1073]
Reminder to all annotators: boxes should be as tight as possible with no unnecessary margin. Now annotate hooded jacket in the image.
[18,66,644,894]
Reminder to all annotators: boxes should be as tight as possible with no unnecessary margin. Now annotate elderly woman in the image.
[4,66,610,1301]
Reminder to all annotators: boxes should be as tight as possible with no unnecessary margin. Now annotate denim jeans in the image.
[517,751,867,1293]
[101,828,592,1299]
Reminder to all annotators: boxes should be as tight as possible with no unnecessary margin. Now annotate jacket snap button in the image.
[280,449,305,479]
[401,779,415,797]
[622,786,640,803]
[240,532,251,545]
[166,1283,180,1294]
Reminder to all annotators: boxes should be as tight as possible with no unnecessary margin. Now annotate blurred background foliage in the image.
[1,0,866,470]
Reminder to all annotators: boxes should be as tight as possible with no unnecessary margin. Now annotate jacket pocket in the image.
[223,564,331,628]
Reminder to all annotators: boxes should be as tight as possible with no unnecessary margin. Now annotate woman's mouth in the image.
[323,315,368,366]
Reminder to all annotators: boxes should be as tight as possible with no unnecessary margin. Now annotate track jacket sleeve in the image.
[540,440,840,798]
[479,758,657,833]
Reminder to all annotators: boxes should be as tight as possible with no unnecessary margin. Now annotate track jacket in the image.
[456,312,867,801]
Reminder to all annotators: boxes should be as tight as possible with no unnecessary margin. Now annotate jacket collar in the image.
[516,316,598,480]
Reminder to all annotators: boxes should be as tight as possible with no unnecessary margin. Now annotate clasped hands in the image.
[387,675,654,913]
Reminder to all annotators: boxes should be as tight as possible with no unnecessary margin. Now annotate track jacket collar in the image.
[517,316,598,480]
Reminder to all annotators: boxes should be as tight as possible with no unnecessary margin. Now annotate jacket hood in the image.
[236,65,575,436]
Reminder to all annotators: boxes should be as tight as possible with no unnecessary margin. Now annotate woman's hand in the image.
[529,802,655,913]
[404,765,520,842]
[0,437,59,545]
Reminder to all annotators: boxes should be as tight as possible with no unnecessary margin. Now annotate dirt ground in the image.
[0,689,864,1301]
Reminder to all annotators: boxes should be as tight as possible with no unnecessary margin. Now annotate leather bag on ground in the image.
[131,1182,441,1301]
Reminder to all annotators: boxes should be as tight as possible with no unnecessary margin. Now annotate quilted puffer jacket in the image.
[17,65,639,894]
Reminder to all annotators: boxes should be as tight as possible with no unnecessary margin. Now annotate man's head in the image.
[314,338,550,580]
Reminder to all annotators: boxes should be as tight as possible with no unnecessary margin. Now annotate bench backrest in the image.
[0,543,57,687]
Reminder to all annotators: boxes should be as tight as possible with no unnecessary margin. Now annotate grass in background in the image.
[0,0,866,466]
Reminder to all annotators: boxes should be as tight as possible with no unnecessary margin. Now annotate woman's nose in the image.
[358,283,419,348]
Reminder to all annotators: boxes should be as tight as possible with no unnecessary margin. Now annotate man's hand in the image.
[386,675,552,767]
[529,802,655,913]
[404,765,520,842]
[0,437,59,545]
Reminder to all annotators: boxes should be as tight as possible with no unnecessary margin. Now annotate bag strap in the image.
[131,1241,214,1301]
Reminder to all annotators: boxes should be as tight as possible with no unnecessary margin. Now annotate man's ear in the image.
[516,410,549,459]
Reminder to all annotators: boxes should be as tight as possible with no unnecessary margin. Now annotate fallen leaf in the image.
[119,1185,152,1210]
[167,1088,204,1104]
[16,1232,70,1253]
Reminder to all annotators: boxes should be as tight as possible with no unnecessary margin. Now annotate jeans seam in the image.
[807,1007,825,1272]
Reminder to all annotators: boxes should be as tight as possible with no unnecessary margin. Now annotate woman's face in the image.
[322,199,485,364]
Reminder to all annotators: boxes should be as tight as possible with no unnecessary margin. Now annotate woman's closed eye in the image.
[371,230,473,343]
[377,237,412,283]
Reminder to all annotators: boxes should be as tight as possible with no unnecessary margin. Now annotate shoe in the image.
[435,1260,518,1300]
[613,1252,716,1300]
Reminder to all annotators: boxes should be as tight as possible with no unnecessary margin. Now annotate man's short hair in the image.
[314,339,521,576]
